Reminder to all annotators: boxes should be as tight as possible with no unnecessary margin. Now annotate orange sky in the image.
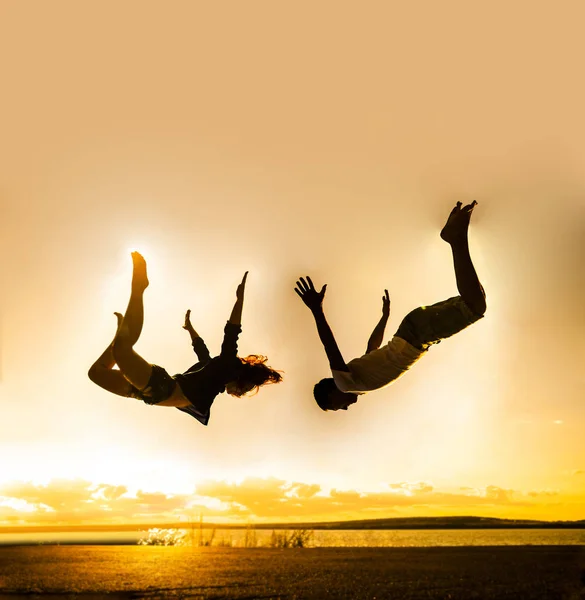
[0,1,584,527]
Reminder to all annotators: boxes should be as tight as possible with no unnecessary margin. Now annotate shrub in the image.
[268,529,313,548]
[244,526,258,548]
[138,528,187,546]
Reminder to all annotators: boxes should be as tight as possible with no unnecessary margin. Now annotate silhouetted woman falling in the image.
[88,253,282,425]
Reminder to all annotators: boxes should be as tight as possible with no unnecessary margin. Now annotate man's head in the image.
[313,378,359,411]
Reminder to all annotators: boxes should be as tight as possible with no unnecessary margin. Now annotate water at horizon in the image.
[1,528,584,547]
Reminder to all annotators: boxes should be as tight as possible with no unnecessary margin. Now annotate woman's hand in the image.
[236,271,248,300]
[183,309,193,331]
[229,272,248,326]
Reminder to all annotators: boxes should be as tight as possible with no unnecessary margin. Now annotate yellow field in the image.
[0,545,584,599]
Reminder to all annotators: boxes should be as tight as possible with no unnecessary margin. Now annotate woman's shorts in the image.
[129,364,177,405]
[394,296,484,351]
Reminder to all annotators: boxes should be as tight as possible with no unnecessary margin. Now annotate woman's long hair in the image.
[228,355,283,397]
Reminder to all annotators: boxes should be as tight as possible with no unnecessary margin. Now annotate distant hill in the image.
[1,516,584,533]
[280,516,585,530]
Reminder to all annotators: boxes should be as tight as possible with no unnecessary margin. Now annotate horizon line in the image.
[2,515,585,534]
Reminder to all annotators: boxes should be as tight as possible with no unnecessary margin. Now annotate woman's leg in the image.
[112,252,153,391]
[88,312,135,397]
[121,251,149,346]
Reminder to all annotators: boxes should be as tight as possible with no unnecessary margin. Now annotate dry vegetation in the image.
[139,525,314,548]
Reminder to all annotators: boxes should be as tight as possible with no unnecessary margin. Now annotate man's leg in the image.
[395,201,486,350]
[440,201,487,316]
[88,312,135,397]
[113,252,152,390]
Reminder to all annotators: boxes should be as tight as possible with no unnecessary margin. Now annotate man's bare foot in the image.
[440,201,477,244]
[131,251,149,291]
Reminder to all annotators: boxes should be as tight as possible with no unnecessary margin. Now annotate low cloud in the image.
[0,477,565,527]
[389,482,434,495]
[527,490,559,498]
[0,479,195,526]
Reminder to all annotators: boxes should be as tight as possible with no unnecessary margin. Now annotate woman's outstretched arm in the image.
[228,271,248,325]
[183,309,211,362]
[220,272,247,357]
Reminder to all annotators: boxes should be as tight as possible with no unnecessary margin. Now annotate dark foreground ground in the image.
[0,545,584,600]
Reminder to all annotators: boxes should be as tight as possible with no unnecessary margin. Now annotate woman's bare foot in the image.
[116,320,131,342]
[440,201,477,244]
[114,312,124,332]
[110,311,130,344]
[131,251,149,291]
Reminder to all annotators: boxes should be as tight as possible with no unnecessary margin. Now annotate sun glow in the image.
[3,0,585,530]
[0,497,54,514]
[99,245,170,313]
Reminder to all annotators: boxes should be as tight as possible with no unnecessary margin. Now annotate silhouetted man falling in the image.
[295,201,486,411]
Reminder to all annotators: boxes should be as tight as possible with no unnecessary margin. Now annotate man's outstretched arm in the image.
[366,289,390,354]
[294,276,349,372]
